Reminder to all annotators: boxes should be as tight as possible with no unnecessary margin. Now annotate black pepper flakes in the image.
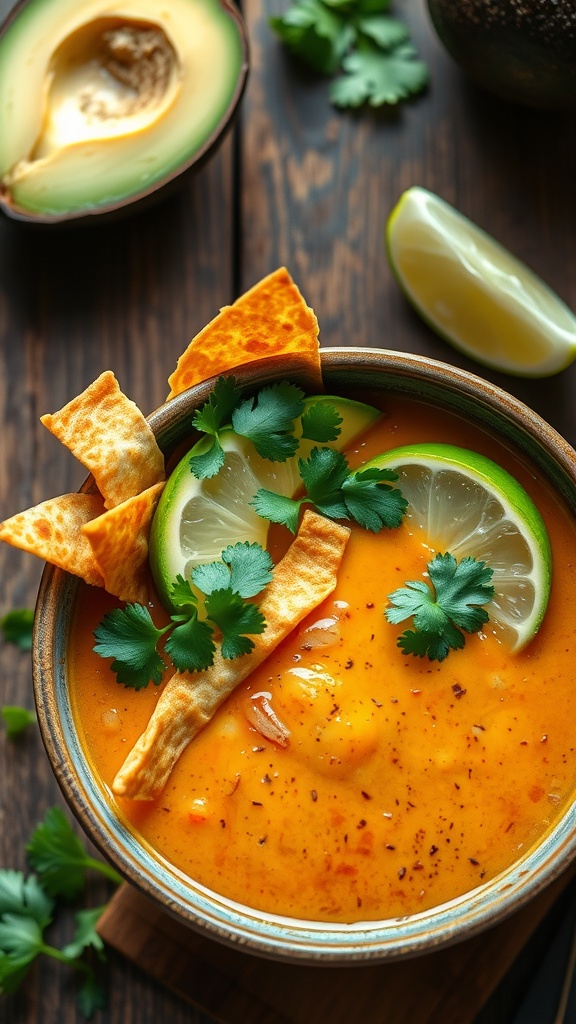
[398,867,406,879]
[311,790,318,802]
[452,683,466,699]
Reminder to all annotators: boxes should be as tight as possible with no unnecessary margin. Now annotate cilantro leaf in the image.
[192,376,243,435]
[0,609,34,650]
[270,0,354,74]
[76,972,108,1017]
[189,433,225,480]
[204,590,266,660]
[170,575,201,611]
[330,41,428,107]
[270,0,427,110]
[342,466,408,531]
[386,553,495,662]
[252,448,407,533]
[189,377,243,479]
[0,871,53,927]
[61,907,106,960]
[222,542,274,597]
[27,808,123,898]
[231,382,305,461]
[0,871,54,994]
[251,489,303,534]
[93,604,169,689]
[1,706,37,739]
[165,615,216,673]
[300,401,343,443]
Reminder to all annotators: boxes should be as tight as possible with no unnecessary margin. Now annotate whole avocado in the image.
[427,0,576,110]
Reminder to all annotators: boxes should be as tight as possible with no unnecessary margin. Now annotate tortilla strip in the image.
[41,371,165,510]
[0,493,105,586]
[82,482,165,604]
[113,510,350,800]
[167,267,323,399]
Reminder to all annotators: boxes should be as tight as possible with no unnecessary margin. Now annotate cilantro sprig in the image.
[252,447,408,533]
[270,0,428,109]
[386,552,495,662]
[0,807,121,1016]
[188,377,346,479]
[1,706,36,739]
[94,542,274,689]
[0,609,34,651]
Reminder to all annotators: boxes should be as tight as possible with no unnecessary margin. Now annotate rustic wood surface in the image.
[1,0,576,1021]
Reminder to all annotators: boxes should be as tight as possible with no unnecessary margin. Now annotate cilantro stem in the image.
[39,943,95,976]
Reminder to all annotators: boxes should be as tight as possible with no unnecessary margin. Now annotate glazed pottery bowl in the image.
[33,348,576,962]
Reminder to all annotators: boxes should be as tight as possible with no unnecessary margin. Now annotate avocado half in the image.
[0,0,249,223]
[427,0,576,110]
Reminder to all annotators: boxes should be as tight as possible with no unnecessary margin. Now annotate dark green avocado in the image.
[427,0,576,110]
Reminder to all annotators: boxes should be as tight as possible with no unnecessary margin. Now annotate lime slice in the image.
[150,395,381,611]
[386,186,576,377]
[362,442,552,651]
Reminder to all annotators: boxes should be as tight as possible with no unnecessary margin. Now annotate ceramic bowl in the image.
[33,348,576,962]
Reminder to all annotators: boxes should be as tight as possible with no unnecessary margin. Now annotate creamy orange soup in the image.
[69,394,576,922]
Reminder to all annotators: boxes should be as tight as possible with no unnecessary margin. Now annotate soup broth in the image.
[69,394,576,922]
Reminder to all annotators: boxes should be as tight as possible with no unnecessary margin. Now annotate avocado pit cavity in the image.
[26,19,180,168]
[0,0,248,221]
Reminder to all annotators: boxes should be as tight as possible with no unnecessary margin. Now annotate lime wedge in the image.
[362,442,552,651]
[386,186,576,377]
[149,395,381,611]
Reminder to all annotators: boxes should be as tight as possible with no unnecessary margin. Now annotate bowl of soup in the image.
[32,347,576,962]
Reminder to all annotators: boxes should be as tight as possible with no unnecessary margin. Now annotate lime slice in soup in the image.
[386,186,576,377]
[150,395,381,612]
[362,442,552,651]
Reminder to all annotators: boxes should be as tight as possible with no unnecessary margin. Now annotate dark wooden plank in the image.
[240,0,576,445]
[97,869,576,1024]
[0,6,237,1008]
[2,0,576,1020]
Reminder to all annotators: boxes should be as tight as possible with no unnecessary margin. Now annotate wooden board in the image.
[98,871,575,1024]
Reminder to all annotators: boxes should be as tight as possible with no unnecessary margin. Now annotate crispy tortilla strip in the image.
[0,493,105,586]
[113,510,350,800]
[167,267,323,399]
[41,371,165,510]
[82,482,165,604]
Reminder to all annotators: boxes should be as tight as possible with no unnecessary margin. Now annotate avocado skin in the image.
[427,0,576,109]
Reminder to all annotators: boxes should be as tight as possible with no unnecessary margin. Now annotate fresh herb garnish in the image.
[0,807,120,1015]
[188,377,349,480]
[386,552,495,662]
[0,609,34,651]
[1,706,36,739]
[270,0,428,109]
[252,447,408,533]
[26,807,123,897]
[94,542,274,689]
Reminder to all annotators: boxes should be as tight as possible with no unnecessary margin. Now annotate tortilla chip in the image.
[82,482,165,604]
[0,493,105,586]
[167,267,323,399]
[112,510,350,800]
[41,371,165,510]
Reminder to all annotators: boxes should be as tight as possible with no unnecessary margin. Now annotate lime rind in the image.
[150,394,381,612]
[364,442,552,652]
[386,186,576,377]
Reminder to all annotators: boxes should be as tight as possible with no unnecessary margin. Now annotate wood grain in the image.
[1,0,576,1020]
[97,871,576,1024]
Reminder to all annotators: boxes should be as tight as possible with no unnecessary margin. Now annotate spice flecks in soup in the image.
[68,395,576,923]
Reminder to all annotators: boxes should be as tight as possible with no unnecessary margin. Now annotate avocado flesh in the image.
[0,0,245,217]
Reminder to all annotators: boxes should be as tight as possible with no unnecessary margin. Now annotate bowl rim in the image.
[32,347,576,963]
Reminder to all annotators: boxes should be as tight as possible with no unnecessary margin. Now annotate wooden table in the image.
[1,0,576,1021]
